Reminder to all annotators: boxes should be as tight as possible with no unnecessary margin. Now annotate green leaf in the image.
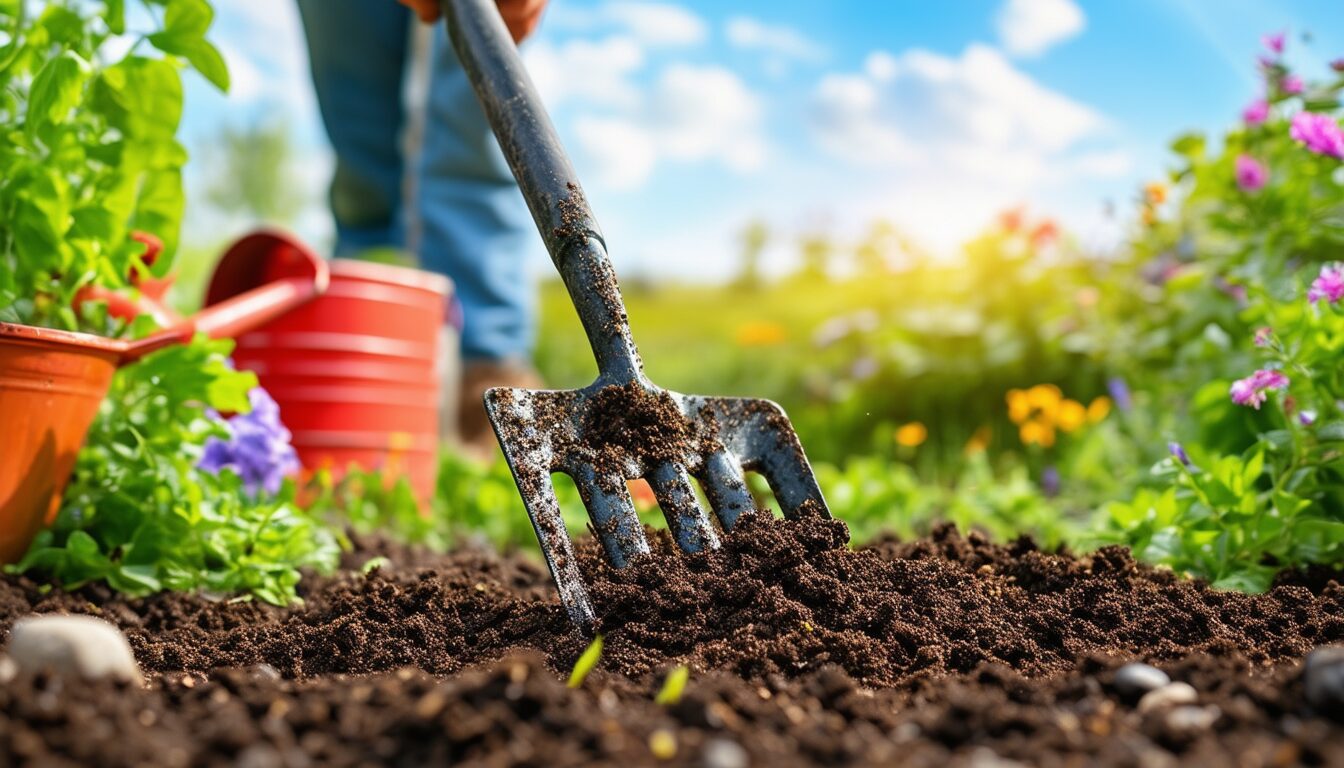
[26,50,90,134]
[567,635,603,688]
[147,33,229,92]
[106,0,126,35]
[1317,421,1344,442]
[162,0,213,37]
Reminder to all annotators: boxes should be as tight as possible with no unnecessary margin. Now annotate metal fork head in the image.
[484,380,832,627]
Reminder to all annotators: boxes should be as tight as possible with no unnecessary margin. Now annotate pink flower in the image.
[1290,112,1344,158]
[1242,99,1269,125]
[1230,369,1289,409]
[1281,75,1304,95]
[1235,155,1268,191]
[1253,327,1272,347]
[1308,263,1344,305]
[1263,31,1285,55]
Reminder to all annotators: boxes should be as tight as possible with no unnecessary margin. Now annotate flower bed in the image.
[3,514,1342,765]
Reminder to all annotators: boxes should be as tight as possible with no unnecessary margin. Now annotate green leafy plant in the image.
[14,339,340,604]
[0,0,228,333]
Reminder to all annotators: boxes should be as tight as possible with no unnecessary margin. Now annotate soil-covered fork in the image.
[442,0,832,627]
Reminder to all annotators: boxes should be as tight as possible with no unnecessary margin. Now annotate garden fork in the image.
[443,0,833,627]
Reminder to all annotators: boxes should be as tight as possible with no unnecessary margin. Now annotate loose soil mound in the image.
[2,513,1342,766]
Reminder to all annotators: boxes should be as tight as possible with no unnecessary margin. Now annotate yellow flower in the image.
[1056,399,1087,433]
[734,321,787,347]
[1145,181,1167,205]
[1006,389,1031,424]
[1026,384,1063,421]
[895,422,928,448]
[1087,396,1111,423]
[964,425,992,455]
[1019,420,1056,448]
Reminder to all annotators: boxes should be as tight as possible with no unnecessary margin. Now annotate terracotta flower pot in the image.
[0,232,328,563]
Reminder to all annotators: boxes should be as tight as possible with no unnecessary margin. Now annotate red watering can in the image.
[0,231,329,563]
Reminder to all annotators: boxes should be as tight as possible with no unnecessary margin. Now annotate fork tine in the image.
[503,462,596,626]
[568,462,649,568]
[646,462,720,554]
[755,445,827,519]
[697,450,755,531]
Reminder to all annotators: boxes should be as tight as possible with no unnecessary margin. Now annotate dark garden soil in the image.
[2,512,1343,766]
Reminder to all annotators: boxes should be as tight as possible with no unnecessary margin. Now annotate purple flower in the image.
[1235,155,1268,192]
[1300,410,1317,426]
[1242,99,1270,126]
[1263,31,1285,55]
[1281,74,1304,95]
[1168,442,1194,468]
[1308,263,1344,305]
[1040,466,1061,498]
[1230,369,1290,409]
[198,387,300,495]
[1253,327,1273,347]
[1290,112,1344,158]
[1107,376,1133,412]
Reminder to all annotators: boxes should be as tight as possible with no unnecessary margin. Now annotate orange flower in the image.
[1140,206,1157,227]
[1145,181,1168,205]
[998,206,1025,233]
[1087,396,1111,423]
[964,425,992,455]
[735,321,787,347]
[895,422,928,448]
[1019,420,1056,448]
[1030,219,1058,247]
[1056,399,1087,433]
[627,478,657,510]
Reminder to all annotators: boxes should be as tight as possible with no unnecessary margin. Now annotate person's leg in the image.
[296,0,410,255]
[416,23,536,365]
[416,22,539,454]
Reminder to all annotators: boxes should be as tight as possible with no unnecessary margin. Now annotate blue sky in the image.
[182,0,1344,280]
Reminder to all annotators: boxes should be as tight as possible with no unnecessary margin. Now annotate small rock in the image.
[1115,663,1170,701]
[703,738,749,768]
[1164,704,1220,734]
[1304,645,1344,719]
[1137,682,1198,713]
[6,615,141,684]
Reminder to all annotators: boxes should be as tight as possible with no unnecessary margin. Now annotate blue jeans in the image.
[296,0,535,363]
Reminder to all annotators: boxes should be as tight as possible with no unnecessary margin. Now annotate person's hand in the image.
[398,0,547,43]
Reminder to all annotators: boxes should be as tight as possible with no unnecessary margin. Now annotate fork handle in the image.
[442,0,645,384]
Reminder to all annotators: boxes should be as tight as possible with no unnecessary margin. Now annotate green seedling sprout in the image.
[360,556,390,575]
[654,665,689,706]
[567,635,603,688]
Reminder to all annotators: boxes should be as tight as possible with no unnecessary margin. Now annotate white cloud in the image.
[525,36,646,109]
[724,16,825,62]
[574,64,766,189]
[809,43,1129,252]
[996,0,1086,57]
[549,1,707,48]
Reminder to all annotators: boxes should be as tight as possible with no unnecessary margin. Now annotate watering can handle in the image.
[120,277,325,363]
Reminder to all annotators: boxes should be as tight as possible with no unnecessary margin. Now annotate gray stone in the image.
[1137,681,1198,713]
[1115,663,1170,701]
[1304,645,1344,718]
[7,615,141,684]
[702,738,749,768]
[1164,704,1220,733]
